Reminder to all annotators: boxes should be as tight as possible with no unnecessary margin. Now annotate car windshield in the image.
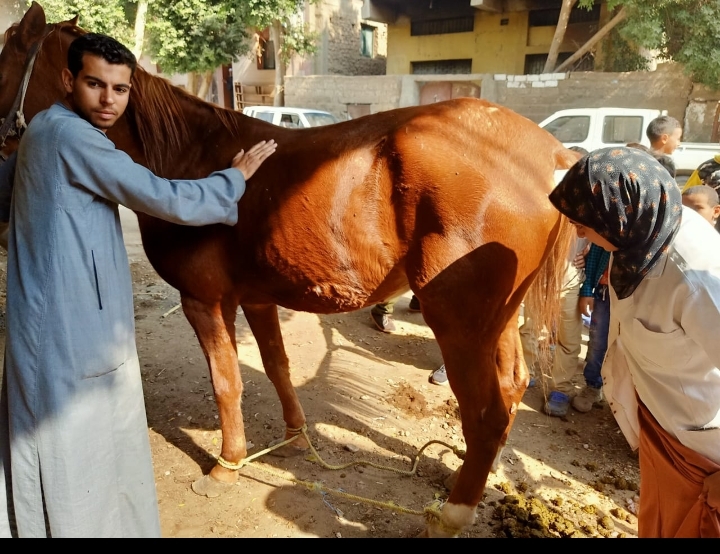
[305,113,338,127]
[254,112,274,123]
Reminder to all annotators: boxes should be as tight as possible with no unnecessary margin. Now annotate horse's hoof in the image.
[266,436,309,458]
[191,474,235,498]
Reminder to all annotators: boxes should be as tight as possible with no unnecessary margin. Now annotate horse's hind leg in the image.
[418,278,526,536]
[180,295,248,497]
[241,304,309,454]
[443,312,529,491]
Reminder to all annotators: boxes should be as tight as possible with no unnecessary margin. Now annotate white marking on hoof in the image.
[426,502,476,537]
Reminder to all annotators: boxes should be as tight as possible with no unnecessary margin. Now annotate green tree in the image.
[238,0,318,106]
[547,1,720,90]
[145,0,249,99]
[30,0,135,47]
[618,0,720,90]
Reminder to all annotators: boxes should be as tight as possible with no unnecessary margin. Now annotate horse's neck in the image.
[130,74,243,176]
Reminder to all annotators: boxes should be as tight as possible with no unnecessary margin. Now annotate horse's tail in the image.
[523,145,580,373]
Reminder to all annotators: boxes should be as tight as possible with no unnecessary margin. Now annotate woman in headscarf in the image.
[549,146,720,538]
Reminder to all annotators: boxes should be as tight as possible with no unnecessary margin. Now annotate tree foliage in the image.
[613,0,720,89]
[237,0,318,64]
[145,0,249,75]
[29,0,135,47]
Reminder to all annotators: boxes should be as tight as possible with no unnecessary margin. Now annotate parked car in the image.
[539,107,719,182]
[242,106,338,128]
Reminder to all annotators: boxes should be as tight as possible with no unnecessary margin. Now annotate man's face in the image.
[661,127,683,154]
[61,54,132,132]
[682,193,720,226]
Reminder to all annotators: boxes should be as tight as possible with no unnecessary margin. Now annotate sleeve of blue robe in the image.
[56,117,245,226]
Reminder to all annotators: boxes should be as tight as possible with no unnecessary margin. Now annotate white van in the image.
[242,106,338,128]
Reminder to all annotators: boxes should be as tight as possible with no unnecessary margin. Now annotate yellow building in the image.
[362,0,606,76]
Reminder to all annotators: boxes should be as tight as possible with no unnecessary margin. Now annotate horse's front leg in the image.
[180,295,247,497]
[240,304,309,454]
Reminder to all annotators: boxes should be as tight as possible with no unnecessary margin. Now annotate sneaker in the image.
[371,311,396,333]
[543,390,570,417]
[571,386,603,413]
[430,364,448,386]
[408,295,421,312]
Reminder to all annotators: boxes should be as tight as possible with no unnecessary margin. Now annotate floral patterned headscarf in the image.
[549,146,682,299]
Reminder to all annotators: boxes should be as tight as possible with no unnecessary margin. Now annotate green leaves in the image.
[145,0,249,75]
[615,0,720,89]
[237,0,318,62]
[34,0,135,46]
[35,0,319,83]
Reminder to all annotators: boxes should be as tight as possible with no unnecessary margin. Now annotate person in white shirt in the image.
[548,146,720,538]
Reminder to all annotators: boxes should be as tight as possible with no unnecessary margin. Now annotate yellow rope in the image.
[215,424,466,530]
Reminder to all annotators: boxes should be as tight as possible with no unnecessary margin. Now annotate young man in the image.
[646,115,683,178]
[0,33,276,537]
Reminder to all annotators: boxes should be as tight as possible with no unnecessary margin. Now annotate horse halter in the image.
[0,31,49,159]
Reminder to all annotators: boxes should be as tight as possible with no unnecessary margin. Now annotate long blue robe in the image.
[0,103,246,537]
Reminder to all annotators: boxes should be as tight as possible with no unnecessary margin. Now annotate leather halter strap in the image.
[0,31,50,158]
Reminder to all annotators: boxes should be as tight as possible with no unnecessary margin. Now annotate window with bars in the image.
[528,3,601,27]
[411,16,474,36]
[411,59,472,75]
[524,52,594,74]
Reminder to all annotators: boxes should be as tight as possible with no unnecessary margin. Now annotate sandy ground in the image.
[0,208,640,538]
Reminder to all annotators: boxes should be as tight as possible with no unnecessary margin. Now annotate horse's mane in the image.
[129,67,243,175]
[51,21,241,175]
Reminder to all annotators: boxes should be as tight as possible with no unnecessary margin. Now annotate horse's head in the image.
[0,2,81,153]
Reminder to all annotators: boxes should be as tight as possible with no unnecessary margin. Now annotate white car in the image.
[242,106,338,128]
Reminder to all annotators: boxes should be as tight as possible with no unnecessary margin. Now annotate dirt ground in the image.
[0,210,641,538]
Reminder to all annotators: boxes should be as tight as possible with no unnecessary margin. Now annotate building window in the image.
[528,3,601,27]
[524,52,593,74]
[411,59,472,75]
[411,16,474,36]
[360,24,374,58]
[257,38,275,70]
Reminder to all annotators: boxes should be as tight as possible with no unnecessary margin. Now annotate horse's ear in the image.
[16,2,47,48]
[69,14,79,26]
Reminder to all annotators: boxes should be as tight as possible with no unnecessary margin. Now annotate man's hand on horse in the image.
[231,140,277,180]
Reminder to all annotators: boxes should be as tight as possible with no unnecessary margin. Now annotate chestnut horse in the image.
[0,3,577,536]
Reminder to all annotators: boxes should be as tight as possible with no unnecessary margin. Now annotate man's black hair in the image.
[67,33,137,78]
[646,115,681,142]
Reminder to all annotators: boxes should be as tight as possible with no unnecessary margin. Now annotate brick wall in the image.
[494,63,692,126]
[286,63,720,142]
[285,74,401,120]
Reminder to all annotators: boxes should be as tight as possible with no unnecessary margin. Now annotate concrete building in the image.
[232,0,388,111]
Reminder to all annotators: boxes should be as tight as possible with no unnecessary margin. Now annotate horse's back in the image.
[227,98,573,311]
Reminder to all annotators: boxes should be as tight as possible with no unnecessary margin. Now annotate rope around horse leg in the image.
[214,423,467,534]
[298,425,465,476]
